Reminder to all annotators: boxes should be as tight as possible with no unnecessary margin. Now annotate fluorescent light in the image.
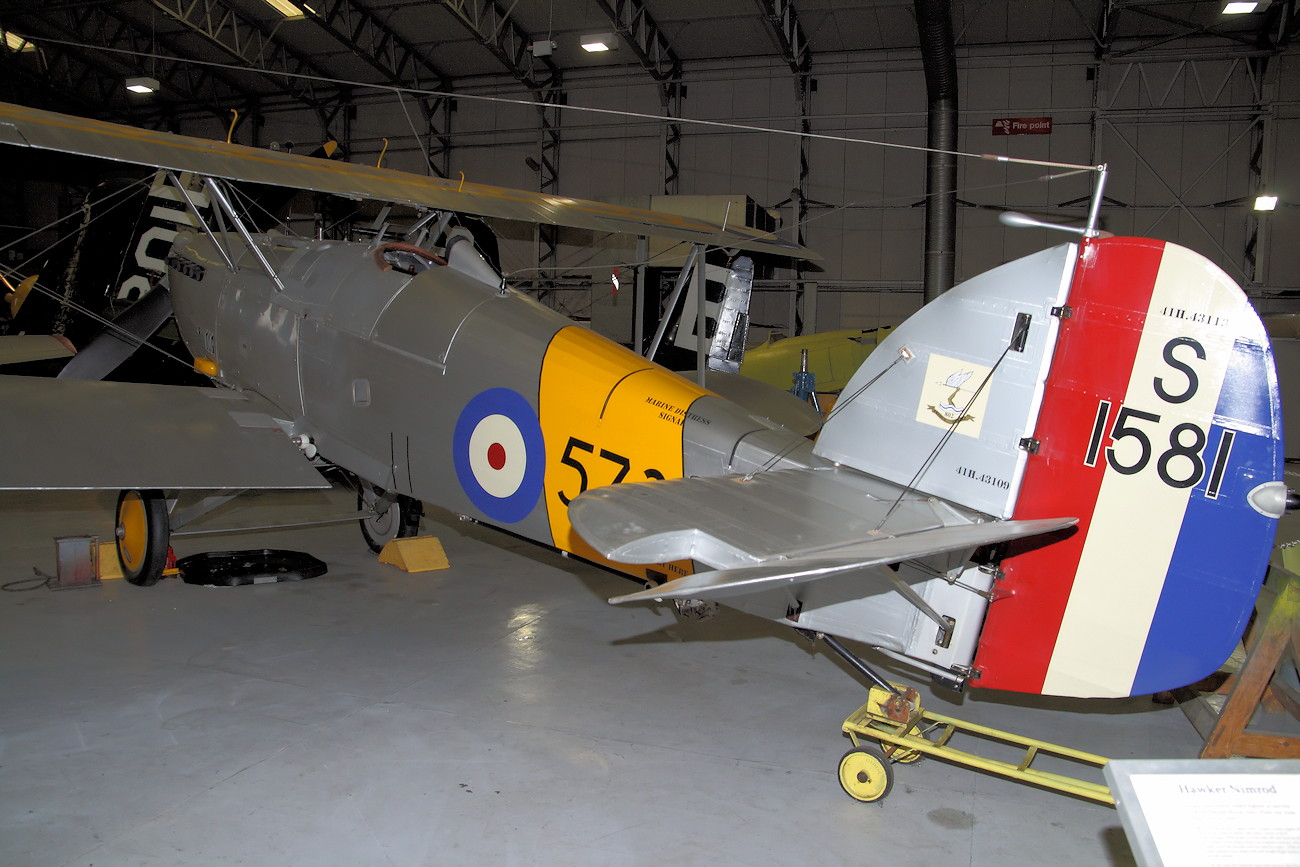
[3,32,35,52]
[580,32,616,52]
[126,76,159,94]
[261,0,306,18]
[1255,195,1279,211]
[1222,1,1258,13]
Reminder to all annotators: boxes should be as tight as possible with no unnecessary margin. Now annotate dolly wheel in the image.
[889,726,934,764]
[115,489,169,587]
[838,745,894,803]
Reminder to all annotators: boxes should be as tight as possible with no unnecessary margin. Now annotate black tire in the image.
[358,485,423,553]
[837,745,894,803]
[115,489,169,586]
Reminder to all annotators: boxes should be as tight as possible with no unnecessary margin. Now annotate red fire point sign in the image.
[991,117,1053,136]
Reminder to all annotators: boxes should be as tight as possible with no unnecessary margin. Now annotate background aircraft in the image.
[0,102,1286,701]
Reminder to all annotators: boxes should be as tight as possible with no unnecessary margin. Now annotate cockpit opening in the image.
[372,241,446,276]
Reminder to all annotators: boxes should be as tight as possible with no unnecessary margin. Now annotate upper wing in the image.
[0,102,813,261]
[0,375,328,490]
[567,466,1075,602]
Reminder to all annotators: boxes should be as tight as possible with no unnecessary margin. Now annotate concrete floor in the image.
[0,487,1209,866]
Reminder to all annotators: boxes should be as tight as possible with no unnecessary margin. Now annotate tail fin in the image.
[814,238,1283,698]
[814,242,1076,518]
[973,238,1283,697]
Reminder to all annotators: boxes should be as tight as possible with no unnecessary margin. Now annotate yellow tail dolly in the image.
[838,683,1114,805]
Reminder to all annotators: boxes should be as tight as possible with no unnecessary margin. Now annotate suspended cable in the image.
[26,37,1104,175]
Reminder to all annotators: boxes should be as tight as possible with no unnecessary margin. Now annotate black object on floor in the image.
[177,550,328,586]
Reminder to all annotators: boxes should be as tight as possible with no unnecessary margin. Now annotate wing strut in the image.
[206,178,286,291]
[645,243,701,363]
[169,172,236,271]
[885,569,953,641]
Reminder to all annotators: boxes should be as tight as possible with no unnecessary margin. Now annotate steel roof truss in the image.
[436,0,559,91]
[148,0,337,110]
[593,0,681,82]
[757,0,812,74]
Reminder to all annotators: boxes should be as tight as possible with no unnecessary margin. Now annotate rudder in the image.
[972,237,1285,698]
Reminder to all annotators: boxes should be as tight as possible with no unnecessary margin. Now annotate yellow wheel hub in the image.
[117,492,148,572]
[838,748,891,803]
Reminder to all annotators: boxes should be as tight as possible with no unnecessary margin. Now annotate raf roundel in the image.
[453,388,546,524]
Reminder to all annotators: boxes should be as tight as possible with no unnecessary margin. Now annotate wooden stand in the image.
[1182,568,1300,759]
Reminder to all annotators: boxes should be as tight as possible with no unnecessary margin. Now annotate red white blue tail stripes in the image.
[973,238,1283,698]
[1129,332,1280,695]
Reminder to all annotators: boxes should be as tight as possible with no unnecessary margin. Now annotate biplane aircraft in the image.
[0,101,1287,702]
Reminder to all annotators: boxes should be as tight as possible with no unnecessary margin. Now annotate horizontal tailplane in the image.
[607,517,1076,605]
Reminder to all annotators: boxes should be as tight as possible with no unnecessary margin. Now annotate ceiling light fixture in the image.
[126,76,160,94]
[1222,1,1259,13]
[580,32,617,53]
[261,0,306,19]
[1255,195,1279,211]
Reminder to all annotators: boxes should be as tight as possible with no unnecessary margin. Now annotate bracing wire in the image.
[24,36,1103,177]
[1,174,155,276]
[745,351,909,479]
[873,315,1030,531]
[1,175,201,374]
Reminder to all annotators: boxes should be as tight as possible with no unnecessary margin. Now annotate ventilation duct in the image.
[914,0,959,302]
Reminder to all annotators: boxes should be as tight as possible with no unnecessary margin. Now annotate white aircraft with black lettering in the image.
[0,102,1286,708]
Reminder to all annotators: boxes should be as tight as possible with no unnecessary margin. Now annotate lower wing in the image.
[0,375,327,490]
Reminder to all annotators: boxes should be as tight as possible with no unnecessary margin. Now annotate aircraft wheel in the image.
[115,489,169,586]
[838,745,894,803]
[358,485,423,553]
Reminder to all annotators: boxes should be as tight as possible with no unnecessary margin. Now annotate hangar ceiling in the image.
[0,1,1295,127]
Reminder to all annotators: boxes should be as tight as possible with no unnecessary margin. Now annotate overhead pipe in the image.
[914,0,959,303]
